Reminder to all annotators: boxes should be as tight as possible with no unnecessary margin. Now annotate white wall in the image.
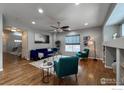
[103,25,120,42]
[0,14,3,71]
[28,31,53,50]
[56,27,103,59]
[51,33,57,48]
[3,30,9,52]
[103,37,124,49]
[103,4,116,26]
[22,31,28,60]
[3,31,22,53]
[27,30,53,59]
[121,24,124,37]
[4,18,54,60]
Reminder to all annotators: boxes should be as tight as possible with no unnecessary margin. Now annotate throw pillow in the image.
[48,48,52,51]
[38,53,44,59]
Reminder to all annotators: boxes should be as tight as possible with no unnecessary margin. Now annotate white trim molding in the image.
[26,58,30,61]
[105,65,112,69]
[88,57,103,60]
[0,68,3,72]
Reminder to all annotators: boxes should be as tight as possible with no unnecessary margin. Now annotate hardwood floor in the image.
[0,53,116,85]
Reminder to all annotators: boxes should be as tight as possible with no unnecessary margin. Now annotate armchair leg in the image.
[58,78,61,85]
[75,74,78,82]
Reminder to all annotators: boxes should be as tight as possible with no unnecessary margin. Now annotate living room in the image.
[0,1,124,91]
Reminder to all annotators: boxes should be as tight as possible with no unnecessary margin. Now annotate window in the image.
[65,35,80,52]
[13,32,22,36]
[14,40,22,43]
[122,24,124,36]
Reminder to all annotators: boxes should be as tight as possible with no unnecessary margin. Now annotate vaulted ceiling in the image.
[0,3,111,32]
[105,3,124,26]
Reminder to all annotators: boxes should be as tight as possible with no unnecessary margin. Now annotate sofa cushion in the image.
[30,48,56,60]
[30,50,38,60]
[36,48,47,52]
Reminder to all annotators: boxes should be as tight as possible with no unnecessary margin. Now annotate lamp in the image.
[88,37,97,61]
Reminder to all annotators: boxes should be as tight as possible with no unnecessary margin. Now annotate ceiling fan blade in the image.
[50,26,59,29]
[61,26,69,29]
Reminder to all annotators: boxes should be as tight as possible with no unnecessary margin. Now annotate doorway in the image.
[3,27,23,57]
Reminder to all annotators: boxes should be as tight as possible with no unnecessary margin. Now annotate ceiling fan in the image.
[50,22,70,32]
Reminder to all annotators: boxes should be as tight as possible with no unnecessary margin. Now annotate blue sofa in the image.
[30,48,58,60]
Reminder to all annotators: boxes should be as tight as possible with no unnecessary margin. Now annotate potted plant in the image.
[55,40,61,49]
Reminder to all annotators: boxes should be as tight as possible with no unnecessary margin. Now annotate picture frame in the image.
[83,36,90,46]
[34,33,50,43]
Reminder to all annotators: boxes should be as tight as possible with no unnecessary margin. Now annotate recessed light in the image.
[11,27,16,32]
[38,8,43,14]
[32,21,36,24]
[84,22,88,26]
[75,3,80,5]
[11,29,16,32]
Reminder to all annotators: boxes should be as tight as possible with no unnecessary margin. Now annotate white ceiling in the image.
[0,3,111,32]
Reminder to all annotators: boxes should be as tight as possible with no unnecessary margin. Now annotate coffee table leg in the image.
[49,67,52,76]
[42,69,49,83]
[42,69,45,82]
[47,68,50,76]
[47,68,49,81]
[53,56,54,61]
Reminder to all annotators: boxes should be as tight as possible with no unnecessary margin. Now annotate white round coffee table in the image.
[40,62,53,83]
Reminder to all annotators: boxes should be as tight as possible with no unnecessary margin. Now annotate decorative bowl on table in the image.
[47,62,52,66]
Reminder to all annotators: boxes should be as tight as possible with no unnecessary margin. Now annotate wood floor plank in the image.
[0,53,116,85]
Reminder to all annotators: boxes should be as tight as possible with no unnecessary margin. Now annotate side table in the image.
[40,62,53,83]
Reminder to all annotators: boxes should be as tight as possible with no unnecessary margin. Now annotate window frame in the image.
[64,34,80,52]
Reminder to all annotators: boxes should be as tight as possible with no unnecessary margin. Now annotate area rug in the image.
[29,55,82,75]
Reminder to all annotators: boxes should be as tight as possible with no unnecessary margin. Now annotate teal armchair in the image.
[76,48,89,59]
[54,56,79,79]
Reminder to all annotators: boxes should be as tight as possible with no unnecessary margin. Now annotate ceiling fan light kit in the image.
[50,21,70,32]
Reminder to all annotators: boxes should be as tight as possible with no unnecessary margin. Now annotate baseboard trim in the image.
[88,57,103,60]
[21,56,30,61]
[105,65,112,69]
[0,68,3,72]
[26,58,30,61]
